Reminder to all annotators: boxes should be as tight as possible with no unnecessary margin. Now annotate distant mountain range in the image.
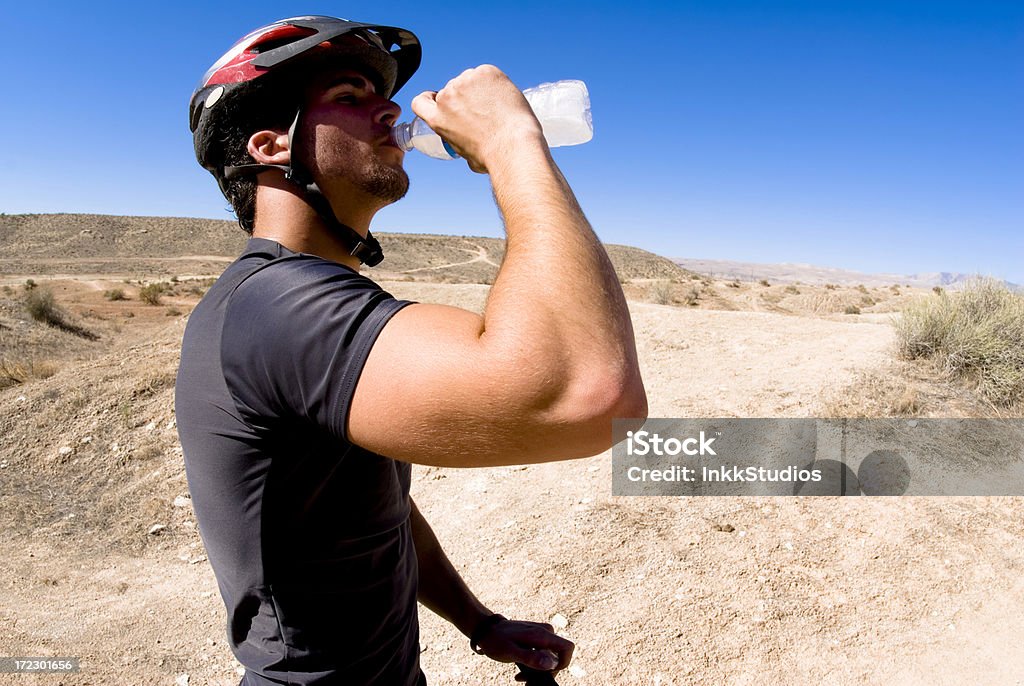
[672,258,1020,291]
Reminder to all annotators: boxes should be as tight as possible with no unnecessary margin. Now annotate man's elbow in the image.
[595,371,648,425]
[557,368,648,454]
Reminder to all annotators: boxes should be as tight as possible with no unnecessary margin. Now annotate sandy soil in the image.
[1,279,1022,686]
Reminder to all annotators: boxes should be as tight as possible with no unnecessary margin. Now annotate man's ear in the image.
[247,130,291,165]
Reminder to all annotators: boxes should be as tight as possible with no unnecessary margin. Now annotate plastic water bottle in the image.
[390,79,593,160]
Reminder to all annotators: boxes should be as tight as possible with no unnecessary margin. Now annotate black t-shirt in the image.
[175,238,422,685]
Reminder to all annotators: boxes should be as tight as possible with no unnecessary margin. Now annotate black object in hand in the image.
[515,663,560,685]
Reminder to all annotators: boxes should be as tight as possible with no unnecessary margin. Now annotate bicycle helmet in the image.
[189,16,421,265]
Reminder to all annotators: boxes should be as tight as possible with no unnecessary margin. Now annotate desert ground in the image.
[1,214,1021,685]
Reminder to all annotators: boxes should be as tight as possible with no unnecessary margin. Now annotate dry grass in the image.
[894,278,1024,407]
[0,357,57,390]
[819,360,1014,418]
[822,367,923,418]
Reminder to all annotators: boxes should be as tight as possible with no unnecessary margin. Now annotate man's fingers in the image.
[410,90,438,120]
[515,661,561,684]
[518,625,574,653]
[509,649,559,672]
[509,623,574,670]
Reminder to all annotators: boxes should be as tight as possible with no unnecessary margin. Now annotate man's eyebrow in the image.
[323,75,375,93]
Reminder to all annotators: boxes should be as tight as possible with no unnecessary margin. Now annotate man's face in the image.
[298,65,409,207]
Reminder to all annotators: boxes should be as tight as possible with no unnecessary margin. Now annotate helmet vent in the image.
[251,27,317,53]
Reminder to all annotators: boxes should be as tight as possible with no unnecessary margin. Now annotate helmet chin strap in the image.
[223,108,385,267]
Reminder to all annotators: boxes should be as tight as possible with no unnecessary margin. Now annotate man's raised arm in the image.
[349,65,647,466]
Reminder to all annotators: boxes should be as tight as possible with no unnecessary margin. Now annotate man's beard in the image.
[355,157,409,204]
[309,132,410,205]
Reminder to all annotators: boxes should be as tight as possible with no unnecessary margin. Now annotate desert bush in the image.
[784,285,800,295]
[2,285,12,296]
[857,284,870,294]
[684,286,700,306]
[104,288,128,301]
[24,279,37,291]
[894,278,1024,406]
[933,286,944,296]
[23,288,98,340]
[139,283,165,306]
[825,283,837,290]
[759,279,770,287]
[648,280,673,305]
[844,305,861,315]
[165,307,182,317]
[24,288,61,325]
[727,280,741,289]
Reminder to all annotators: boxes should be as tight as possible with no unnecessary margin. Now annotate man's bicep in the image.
[348,302,513,465]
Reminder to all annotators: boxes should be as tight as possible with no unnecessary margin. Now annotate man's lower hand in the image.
[474,618,574,674]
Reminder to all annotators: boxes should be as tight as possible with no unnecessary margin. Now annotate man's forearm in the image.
[483,140,646,425]
[410,499,491,637]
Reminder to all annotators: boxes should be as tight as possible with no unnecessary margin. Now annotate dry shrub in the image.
[844,305,861,315]
[24,288,61,325]
[22,288,98,340]
[804,292,848,314]
[648,280,674,305]
[104,288,128,301]
[683,286,700,306]
[895,278,1024,407]
[139,283,165,305]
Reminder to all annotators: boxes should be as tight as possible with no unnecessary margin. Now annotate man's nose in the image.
[376,99,401,127]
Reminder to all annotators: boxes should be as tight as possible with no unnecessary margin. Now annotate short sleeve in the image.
[220,256,412,442]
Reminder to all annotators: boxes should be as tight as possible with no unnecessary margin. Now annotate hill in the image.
[0,213,693,284]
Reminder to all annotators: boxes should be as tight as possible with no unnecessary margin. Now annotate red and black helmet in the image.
[188,16,421,266]
[190,15,420,174]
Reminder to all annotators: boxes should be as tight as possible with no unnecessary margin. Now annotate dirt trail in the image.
[399,243,501,274]
[1,290,1021,686]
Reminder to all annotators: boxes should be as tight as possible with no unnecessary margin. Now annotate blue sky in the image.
[2,1,1021,281]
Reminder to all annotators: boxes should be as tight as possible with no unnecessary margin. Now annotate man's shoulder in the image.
[198,239,379,309]
[232,240,379,296]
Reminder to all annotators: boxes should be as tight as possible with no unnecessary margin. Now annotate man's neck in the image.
[251,176,379,272]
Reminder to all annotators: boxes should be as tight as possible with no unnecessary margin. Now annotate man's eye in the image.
[336,94,357,104]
